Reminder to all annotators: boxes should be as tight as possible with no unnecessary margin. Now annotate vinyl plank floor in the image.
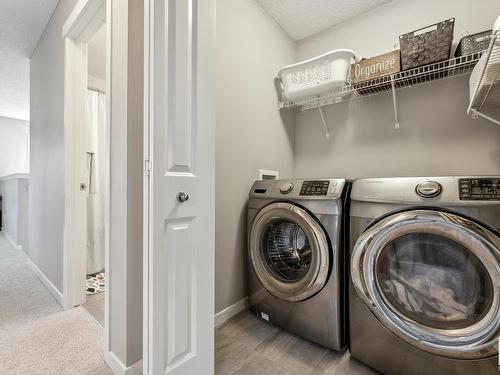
[82,292,105,326]
[215,310,377,375]
[314,350,379,375]
[228,352,291,375]
[216,309,278,350]
[215,331,255,375]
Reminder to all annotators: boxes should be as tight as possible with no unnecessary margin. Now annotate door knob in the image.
[176,192,189,203]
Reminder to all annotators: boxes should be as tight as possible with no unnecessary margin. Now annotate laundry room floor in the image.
[82,292,105,326]
[215,310,377,375]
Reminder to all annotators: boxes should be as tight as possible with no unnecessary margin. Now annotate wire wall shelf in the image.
[468,26,500,126]
[280,52,483,113]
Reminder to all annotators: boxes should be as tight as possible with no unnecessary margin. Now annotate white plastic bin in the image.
[278,49,357,101]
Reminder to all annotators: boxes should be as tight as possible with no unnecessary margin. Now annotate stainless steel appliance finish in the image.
[248,178,347,351]
[349,176,500,375]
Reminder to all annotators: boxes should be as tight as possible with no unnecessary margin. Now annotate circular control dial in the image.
[280,182,294,194]
[416,180,442,198]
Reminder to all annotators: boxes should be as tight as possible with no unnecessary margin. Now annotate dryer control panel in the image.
[459,178,500,201]
[300,180,330,196]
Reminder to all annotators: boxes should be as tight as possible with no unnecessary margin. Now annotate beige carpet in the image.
[0,232,113,375]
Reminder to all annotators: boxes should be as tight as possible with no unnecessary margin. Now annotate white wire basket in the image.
[468,18,500,114]
[278,49,357,101]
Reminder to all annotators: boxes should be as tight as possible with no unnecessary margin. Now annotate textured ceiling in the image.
[256,0,393,41]
[88,25,106,80]
[0,0,59,121]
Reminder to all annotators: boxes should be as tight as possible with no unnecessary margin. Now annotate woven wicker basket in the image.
[399,18,455,70]
[455,30,492,57]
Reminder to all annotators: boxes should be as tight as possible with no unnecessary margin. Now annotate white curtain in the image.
[86,90,106,275]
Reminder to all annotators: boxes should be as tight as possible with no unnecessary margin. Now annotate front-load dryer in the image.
[349,177,500,375]
[247,178,349,351]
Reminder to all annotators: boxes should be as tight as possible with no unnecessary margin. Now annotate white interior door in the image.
[145,0,215,374]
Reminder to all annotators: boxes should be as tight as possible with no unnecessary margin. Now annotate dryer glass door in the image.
[249,202,330,302]
[376,232,493,330]
[351,210,500,360]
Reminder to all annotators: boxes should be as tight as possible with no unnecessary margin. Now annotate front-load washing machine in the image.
[349,176,500,375]
[247,178,349,351]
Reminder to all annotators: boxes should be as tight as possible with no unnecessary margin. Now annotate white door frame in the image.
[62,0,110,349]
[143,2,151,373]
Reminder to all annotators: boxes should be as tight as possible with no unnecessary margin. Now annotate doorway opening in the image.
[82,23,107,325]
[62,0,110,351]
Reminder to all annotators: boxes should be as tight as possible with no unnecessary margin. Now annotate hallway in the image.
[0,232,112,374]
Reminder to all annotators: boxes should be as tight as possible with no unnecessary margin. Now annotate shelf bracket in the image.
[317,105,331,139]
[391,74,400,129]
[470,108,500,126]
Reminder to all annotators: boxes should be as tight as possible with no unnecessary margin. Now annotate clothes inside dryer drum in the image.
[376,233,494,330]
[262,220,312,282]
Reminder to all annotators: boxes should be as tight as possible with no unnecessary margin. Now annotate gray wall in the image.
[0,178,18,242]
[0,175,29,250]
[109,0,143,366]
[215,0,296,313]
[17,177,29,251]
[293,0,500,179]
[30,0,78,291]
[0,117,29,178]
[297,0,500,61]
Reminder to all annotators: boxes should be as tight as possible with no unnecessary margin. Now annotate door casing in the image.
[62,0,110,359]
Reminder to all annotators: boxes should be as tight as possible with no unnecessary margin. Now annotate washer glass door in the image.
[351,210,500,360]
[262,219,312,282]
[250,202,330,302]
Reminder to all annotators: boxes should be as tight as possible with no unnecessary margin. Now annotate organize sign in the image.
[351,50,401,84]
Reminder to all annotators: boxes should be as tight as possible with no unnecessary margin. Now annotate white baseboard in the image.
[105,352,143,375]
[26,259,64,306]
[2,230,22,251]
[215,297,249,327]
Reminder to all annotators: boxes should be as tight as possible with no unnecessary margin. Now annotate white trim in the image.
[63,0,107,312]
[142,1,151,373]
[63,0,112,364]
[214,298,249,328]
[27,259,64,306]
[104,352,143,375]
[104,0,112,357]
[0,173,29,181]
[63,33,88,310]
[63,0,106,40]
[62,0,108,309]
[2,230,22,251]
[62,32,90,310]
[88,75,106,93]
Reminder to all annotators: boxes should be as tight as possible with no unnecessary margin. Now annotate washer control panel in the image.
[279,182,294,194]
[459,178,500,200]
[300,180,330,196]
